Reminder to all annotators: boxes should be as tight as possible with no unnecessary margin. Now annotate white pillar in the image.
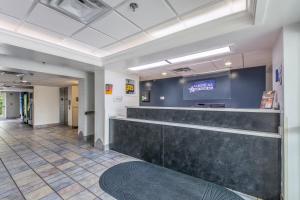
[94,69,105,150]
[283,22,300,200]
[78,72,95,141]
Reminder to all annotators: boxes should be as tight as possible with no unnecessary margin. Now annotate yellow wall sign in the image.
[125,79,135,94]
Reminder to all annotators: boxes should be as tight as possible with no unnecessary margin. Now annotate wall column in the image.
[94,69,105,150]
[78,72,95,141]
[283,22,300,200]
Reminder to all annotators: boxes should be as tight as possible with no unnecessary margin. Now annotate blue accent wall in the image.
[140,66,266,108]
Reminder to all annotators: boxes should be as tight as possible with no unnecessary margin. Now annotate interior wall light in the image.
[225,61,232,66]
[128,61,169,71]
[168,46,231,64]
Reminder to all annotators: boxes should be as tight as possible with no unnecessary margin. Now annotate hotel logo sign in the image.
[188,80,216,93]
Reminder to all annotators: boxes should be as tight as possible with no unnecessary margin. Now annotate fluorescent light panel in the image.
[128,61,169,71]
[168,46,231,63]
[150,0,247,38]
[129,46,231,71]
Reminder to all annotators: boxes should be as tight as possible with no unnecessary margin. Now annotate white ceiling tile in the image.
[166,0,217,15]
[27,3,85,36]
[190,62,216,73]
[17,23,64,44]
[116,0,176,29]
[73,27,116,48]
[91,11,141,40]
[102,0,125,7]
[0,0,33,19]
[0,13,20,31]
[243,50,271,68]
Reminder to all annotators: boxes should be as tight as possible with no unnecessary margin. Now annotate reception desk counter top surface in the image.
[127,106,281,113]
[111,117,281,138]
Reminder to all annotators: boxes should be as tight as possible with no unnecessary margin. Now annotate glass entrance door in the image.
[0,92,6,119]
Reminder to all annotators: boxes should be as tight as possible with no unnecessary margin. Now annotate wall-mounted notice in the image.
[125,79,135,94]
[105,84,113,95]
[141,91,150,102]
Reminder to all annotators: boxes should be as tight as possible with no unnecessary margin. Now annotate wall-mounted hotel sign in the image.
[125,79,135,94]
[188,80,216,94]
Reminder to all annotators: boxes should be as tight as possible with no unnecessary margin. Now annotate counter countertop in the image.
[110,117,281,138]
[127,106,281,114]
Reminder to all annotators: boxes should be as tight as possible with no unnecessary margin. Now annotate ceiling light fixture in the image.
[168,46,231,64]
[128,46,231,71]
[161,72,167,76]
[128,61,169,71]
[150,0,247,38]
[225,61,232,66]
[41,0,110,24]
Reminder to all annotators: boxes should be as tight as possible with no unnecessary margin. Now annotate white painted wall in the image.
[33,86,60,126]
[272,31,284,110]
[5,92,20,119]
[282,22,300,200]
[104,70,139,146]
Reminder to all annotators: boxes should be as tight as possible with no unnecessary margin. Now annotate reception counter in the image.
[109,107,281,200]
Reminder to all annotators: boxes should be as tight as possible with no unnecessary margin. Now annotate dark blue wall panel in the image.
[140,66,266,108]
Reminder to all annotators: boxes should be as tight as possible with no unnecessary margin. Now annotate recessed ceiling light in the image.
[161,72,167,76]
[225,61,232,66]
[128,61,169,71]
[150,0,247,38]
[168,46,231,64]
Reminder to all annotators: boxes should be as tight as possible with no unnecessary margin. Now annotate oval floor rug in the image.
[99,161,243,200]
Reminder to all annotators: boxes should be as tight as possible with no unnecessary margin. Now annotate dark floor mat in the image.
[99,161,244,200]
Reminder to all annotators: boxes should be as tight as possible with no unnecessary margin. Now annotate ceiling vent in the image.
[41,0,110,23]
[172,67,192,73]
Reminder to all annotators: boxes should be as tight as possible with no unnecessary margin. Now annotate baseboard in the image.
[33,123,61,129]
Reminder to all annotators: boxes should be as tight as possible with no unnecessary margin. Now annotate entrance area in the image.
[0,120,132,199]
[0,92,5,119]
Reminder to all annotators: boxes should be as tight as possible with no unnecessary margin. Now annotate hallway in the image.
[0,120,135,200]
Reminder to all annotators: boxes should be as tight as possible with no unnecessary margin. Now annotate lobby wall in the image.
[140,66,266,108]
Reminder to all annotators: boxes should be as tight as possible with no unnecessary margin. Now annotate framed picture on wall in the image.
[105,84,113,95]
[125,79,135,94]
[141,91,150,102]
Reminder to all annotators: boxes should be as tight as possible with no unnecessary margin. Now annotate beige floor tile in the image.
[68,190,96,200]
[24,185,53,200]
[57,162,76,171]
[78,174,99,188]
[58,183,84,199]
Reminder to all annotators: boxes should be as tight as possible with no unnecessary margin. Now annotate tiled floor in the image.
[0,120,137,200]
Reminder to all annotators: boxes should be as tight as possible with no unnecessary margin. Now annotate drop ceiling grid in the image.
[0,0,235,56]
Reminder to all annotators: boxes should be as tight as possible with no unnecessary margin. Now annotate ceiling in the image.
[0,0,298,81]
[0,68,79,88]
[0,0,253,64]
[102,0,300,80]
[138,49,272,81]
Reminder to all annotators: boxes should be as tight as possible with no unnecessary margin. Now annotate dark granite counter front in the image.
[109,116,281,200]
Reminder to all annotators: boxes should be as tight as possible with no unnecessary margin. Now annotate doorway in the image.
[59,87,68,125]
[0,92,6,119]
